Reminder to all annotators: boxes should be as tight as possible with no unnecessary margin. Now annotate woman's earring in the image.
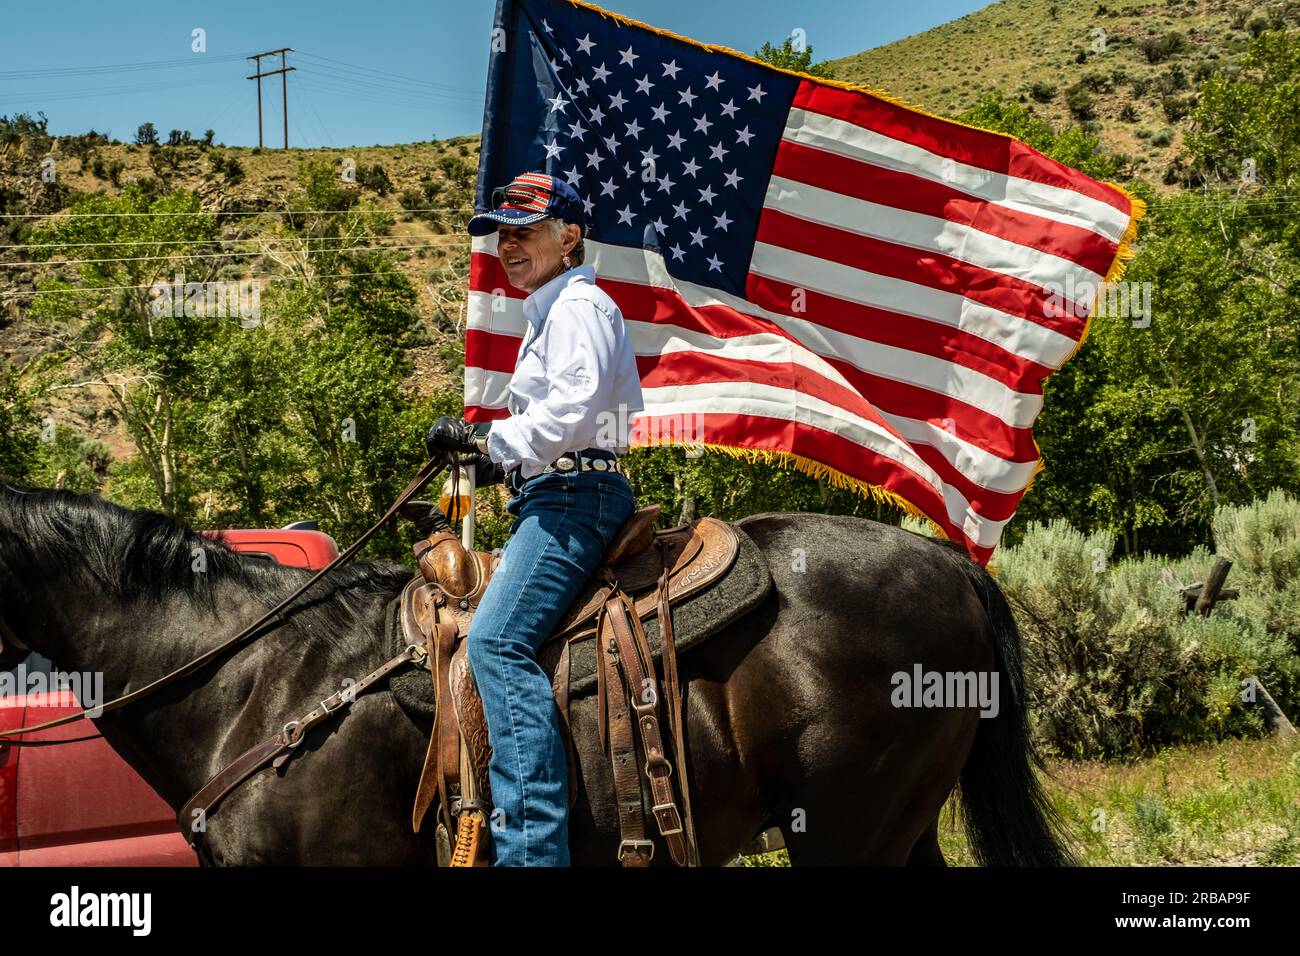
[562,254,572,268]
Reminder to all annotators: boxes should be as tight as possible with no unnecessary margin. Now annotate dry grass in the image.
[824,0,1271,185]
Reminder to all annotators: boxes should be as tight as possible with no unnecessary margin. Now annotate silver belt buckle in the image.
[555,454,577,472]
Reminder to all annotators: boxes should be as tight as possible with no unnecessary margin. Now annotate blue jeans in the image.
[465,468,637,866]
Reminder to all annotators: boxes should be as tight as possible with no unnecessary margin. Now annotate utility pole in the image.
[247,48,295,149]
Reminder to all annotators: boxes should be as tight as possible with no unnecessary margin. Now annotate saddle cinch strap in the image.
[410,509,714,867]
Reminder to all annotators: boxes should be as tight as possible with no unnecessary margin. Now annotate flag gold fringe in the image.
[651,440,950,542]
[1034,187,1147,491]
[1064,187,1149,364]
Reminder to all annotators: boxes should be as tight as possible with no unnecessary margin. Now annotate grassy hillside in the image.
[0,136,481,374]
[0,134,485,465]
[827,0,1298,183]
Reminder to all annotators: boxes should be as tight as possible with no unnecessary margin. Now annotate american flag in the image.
[464,0,1144,564]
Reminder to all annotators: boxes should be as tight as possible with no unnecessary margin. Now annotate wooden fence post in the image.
[1194,557,1233,615]
[1244,676,1298,738]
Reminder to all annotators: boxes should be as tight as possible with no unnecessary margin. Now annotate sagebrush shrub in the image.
[995,521,1199,756]
[994,496,1300,756]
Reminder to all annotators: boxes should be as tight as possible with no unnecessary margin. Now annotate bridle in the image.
[0,455,446,748]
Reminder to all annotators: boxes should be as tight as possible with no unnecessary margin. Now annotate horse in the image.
[0,479,1074,866]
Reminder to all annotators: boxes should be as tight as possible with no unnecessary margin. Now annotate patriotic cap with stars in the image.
[467,171,588,237]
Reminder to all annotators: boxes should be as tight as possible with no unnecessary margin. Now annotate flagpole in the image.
[461,469,476,549]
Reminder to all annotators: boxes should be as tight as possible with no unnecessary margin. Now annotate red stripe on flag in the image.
[469,251,528,298]
[465,327,523,375]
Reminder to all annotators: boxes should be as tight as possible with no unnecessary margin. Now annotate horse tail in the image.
[945,544,1077,866]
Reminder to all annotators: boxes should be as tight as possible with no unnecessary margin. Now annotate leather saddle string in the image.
[601,592,651,865]
[595,601,609,755]
[0,455,447,742]
[656,540,700,866]
[177,640,427,835]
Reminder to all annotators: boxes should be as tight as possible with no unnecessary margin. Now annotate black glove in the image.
[460,452,506,487]
[398,500,450,538]
[425,416,485,457]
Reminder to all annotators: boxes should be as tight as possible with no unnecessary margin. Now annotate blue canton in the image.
[477,0,800,295]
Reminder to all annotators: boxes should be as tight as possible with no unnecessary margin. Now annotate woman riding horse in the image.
[424,171,644,867]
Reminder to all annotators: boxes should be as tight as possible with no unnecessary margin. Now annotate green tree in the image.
[177,281,444,555]
[0,362,45,482]
[1188,29,1300,188]
[26,185,221,515]
[1086,194,1300,547]
[959,93,1119,180]
[754,36,836,79]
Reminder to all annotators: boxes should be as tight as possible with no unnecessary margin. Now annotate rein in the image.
[0,456,446,748]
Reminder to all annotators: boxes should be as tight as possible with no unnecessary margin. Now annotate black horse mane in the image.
[0,482,412,642]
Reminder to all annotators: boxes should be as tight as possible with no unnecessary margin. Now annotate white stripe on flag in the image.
[876,411,1039,495]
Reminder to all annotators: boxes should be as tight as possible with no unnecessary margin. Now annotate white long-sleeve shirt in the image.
[485,264,644,479]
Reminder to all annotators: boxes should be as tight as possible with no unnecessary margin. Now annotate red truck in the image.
[0,524,339,866]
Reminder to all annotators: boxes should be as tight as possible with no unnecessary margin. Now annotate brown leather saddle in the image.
[397,504,738,867]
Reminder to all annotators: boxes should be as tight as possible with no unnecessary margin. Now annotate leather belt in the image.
[508,449,624,494]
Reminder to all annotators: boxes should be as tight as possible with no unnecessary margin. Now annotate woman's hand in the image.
[425,416,487,456]
[460,452,506,487]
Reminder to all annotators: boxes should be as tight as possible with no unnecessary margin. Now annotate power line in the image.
[294,50,480,97]
[0,270,460,300]
[1,226,475,249]
[0,53,249,81]
[0,241,468,269]
[294,84,336,149]
[295,74,447,108]
[295,80,441,112]
[0,206,474,219]
[0,75,244,108]
[204,84,251,142]
[294,67,476,105]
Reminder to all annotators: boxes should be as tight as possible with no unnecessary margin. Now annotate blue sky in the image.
[0,0,987,147]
